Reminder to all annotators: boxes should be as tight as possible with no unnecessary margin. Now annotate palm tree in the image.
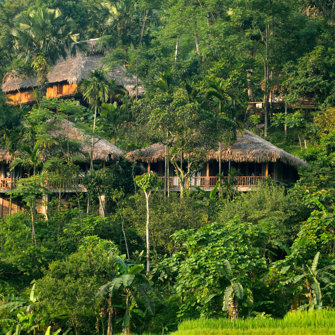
[11,7,78,94]
[80,70,114,170]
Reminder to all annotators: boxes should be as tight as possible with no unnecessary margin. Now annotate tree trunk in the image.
[194,33,201,57]
[9,170,13,216]
[139,10,148,46]
[42,194,48,221]
[117,202,130,260]
[219,142,222,198]
[107,298,113,335]
[58,185,62,214]
[180,151,184,198]
[123,292,130,334]
[90,105,98,171]
[164,145,168,196]
[99,194,106,218]
[247,69,254,101]
[30,200,37,246]
[263,23,270,137]
[175,36,180,63]
[87,193,90,215]
[145,191,151,274]
[284,102,288,137]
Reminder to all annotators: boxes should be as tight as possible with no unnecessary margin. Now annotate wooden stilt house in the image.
[126,130,307,191]
[1,40,144,104]
[0,119,124,216]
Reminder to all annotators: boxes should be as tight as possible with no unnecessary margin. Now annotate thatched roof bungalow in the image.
[126,131,306,168]
[0,119,124,164]
[1,40,144,104]
[126,131,307,190]
[49,118,124,162]
[0,119,124,193]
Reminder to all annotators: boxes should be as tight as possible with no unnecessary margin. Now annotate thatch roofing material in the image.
[0,148,12,163]
[49,119,124,162]
[126,143,166,164]
[2,55,144,97]
[125,130,307,169]
[0,119,124,163]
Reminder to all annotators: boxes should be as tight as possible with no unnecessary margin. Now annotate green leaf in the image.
[311,252,320,273]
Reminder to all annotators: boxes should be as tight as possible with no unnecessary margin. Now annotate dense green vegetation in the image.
[0,0,335,334]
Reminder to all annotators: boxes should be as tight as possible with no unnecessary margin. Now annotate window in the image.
[57,83,63,95]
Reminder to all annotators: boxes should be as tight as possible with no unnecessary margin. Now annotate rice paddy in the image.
[172,310,335,335]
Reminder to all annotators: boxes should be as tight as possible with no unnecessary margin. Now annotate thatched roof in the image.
[126,143,167,164]
[125,130,307,169]
[0,148,12,163]
[0,119,124,163]
[48,119,124,162]
[1,55,144,97]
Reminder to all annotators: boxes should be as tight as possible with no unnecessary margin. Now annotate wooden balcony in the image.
[158,176,266,190]
[0,178,15,190]
[0,177,86,193]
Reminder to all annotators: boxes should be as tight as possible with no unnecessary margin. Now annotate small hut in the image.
[0,119,124,192]
[48,118,124,163]
[0,119,124,216]
[1,40,144,104]
[126,130,307,191]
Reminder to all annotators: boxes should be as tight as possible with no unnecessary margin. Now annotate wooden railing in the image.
[0,178,16,190]
[44,177,86,190]
[158,176,266,188]
[0,177,86,191]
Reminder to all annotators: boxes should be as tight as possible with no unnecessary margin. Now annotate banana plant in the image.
[222,260,245,320]
[0,284,38,335]
[97,256,155,335]
[282,252,335,310]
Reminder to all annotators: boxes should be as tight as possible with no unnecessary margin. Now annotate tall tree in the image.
[80,70,114,170]
[11,7,78,95]
[135,172,160,274]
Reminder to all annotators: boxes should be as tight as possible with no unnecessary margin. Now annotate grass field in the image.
[172,310,335,335]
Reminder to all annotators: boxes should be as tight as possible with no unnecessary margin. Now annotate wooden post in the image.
[167,158,170,198]
[0,162,4,179]
[147,163,151,173]
[206,162,210,181]
[0,197,3,218]
[218,142,222,176]
[265,163,269,177]
[164,145,168,196]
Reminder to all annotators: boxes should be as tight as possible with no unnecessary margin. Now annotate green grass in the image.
[172,310,335,335]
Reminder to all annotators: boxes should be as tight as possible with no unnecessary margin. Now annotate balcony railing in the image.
[0,178,16,190]
[158,176,266,188]
[0,177,86,192]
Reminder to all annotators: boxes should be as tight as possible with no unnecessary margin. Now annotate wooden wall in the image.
[0,197,22,217]
[46,83,78,99]
[7,90,36,104]
[6,82,78,105]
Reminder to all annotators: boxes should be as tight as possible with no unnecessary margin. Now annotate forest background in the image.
[0,0,335,334]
